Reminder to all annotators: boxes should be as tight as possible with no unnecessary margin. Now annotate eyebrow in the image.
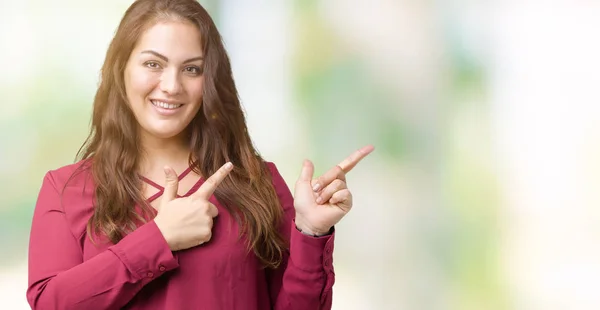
[140,50,204,64]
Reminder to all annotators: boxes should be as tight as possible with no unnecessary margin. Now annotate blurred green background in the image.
[2,1,600,309]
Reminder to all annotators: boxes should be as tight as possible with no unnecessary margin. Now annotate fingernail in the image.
[316,196,323,204]
[313,183,320,192]
[225,162,233,170]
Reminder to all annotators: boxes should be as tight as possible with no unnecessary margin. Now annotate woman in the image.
[26,0,373,309]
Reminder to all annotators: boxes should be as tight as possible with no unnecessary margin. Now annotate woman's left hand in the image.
[293,145,374,235]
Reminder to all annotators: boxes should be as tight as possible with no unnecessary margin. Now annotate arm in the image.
[27,172,179,310]
[265,163,335,310]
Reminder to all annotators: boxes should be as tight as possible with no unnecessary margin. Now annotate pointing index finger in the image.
[192,162,233,200]
[337,145,375,173]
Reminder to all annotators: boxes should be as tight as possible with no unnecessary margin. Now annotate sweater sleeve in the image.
[27,171,179,310]
[265,163,335,310]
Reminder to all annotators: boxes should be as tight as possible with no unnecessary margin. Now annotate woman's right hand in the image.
[154,162,233,251]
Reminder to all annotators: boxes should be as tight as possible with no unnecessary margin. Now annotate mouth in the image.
[150,100,184,109]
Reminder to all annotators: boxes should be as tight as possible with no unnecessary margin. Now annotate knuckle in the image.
[206,177,217,187]
[191,200,205,211]
[332,190,342,199]
[200,204,212,214]
[199,202,209,212]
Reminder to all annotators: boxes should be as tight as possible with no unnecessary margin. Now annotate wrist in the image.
[154,218,175,250]
[294,217,331,236]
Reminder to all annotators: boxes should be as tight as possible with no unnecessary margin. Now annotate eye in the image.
[144,61,161,69]
[184,66,203,76]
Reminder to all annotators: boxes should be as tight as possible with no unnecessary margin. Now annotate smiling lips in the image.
[150,99,184,116]
[151,100,183,109]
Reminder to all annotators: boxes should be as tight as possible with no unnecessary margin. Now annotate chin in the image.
[151,131,182,140]
[143,124,188,140]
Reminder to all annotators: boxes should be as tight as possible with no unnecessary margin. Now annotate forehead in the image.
[134,21,203,57]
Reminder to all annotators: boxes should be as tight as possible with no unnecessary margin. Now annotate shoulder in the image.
[43,160,95,236]
[264,161,287,186]
[44,159,95,215]
[36,159,95,239]
[263,161,294,207]
[45,159,93,191]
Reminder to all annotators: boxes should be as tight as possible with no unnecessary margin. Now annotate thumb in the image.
[297,159,314,183]
[161,166,179,205]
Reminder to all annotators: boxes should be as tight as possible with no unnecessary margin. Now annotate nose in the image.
[159,68,182,95]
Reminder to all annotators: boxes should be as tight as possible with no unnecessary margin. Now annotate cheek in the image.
[127,68,158,99]
[187,78,205,105]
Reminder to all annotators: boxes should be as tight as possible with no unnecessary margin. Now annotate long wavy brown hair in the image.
[75,0,286,268]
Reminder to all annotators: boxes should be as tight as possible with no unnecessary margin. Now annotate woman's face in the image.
[124,20,204,140]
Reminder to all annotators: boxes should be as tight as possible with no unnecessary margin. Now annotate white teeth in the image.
[151,100,183,109]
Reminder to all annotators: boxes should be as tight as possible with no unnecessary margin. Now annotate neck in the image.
[138,132,192,175]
